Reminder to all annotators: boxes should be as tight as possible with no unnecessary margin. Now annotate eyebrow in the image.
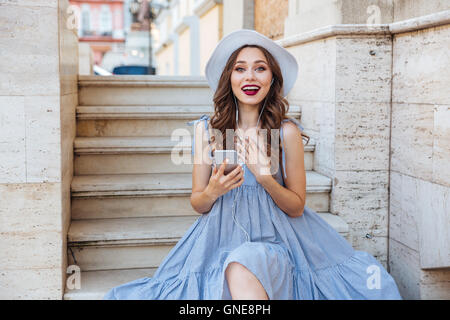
[235,60,268,65]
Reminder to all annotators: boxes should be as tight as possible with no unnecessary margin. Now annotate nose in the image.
[244,68,257,80]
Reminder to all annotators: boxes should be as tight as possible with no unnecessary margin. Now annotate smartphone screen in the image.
[214,150,239,174]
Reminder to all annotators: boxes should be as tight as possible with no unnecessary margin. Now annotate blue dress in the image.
[104,115,402,300]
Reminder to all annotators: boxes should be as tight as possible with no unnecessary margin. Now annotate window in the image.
[81,4,91,36]
[100,4,113,36]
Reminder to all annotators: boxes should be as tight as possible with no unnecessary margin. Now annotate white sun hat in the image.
[205,29,298,98]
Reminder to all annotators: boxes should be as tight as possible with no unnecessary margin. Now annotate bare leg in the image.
[225,262,269,300]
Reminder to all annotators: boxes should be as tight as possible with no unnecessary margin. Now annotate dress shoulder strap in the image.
[280,118,305,180]
[186,114,213,160]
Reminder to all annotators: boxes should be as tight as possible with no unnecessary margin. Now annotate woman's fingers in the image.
[228,175,245,189]
[225,169,244,189]
[216,159,227,177]
[221,164,241,185]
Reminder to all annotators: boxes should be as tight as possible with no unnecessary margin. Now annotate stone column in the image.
[0,0,78,299]
[388,6,450,299]
[280,27,393,268]
[279,0,395,268]
[280,0,450,298]
[186,16,201,76]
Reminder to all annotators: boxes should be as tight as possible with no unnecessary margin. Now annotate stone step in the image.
[76,105,302,119]
[64,268,157,300]
[71,190,329,220]
[70,171,331,217]
[78,75,213,106]
[67,213,349,272]
[73,136,315,174]
[71,171,330,196]
[75,105,302,137]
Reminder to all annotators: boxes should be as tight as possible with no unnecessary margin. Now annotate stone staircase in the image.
[64,75,349,300]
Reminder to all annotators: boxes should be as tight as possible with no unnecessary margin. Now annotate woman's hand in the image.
[235,129,272,183]
[204,159,244,201]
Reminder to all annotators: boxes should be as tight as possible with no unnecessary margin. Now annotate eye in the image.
[235,67,245,72]
[256,66,266,71]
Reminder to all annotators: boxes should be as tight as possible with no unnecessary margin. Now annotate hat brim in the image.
[205,29,298,98]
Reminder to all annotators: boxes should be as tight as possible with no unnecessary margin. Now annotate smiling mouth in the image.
[241,86,260,96]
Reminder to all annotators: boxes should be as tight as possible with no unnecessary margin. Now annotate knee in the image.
[225,262,245,279]
[225,262,254,284]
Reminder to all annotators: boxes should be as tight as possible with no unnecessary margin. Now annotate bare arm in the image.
[258,122,306,217]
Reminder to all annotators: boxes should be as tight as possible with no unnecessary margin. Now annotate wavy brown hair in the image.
[209,44,309,173]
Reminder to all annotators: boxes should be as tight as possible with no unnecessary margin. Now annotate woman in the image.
[104,29,402,300]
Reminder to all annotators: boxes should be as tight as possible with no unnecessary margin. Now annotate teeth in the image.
[243,86,260,91]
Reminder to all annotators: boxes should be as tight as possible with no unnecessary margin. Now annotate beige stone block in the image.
[340,0,394,24]
[0,42,58,75]
[79,86,213,106]
[24,96,62,183]
[390,172,450,269]
[77,119,196,137]
[59,0,79,96]
[392,24,450,105]
[388,238,421,300]
[0,268,62,300]
[389,172,420,251]
[0,231,62,269]
[295,101,319,133]
[285,0,394,36]
[61,176,72,239]
[393,0,450,23]
[0,96,26,183]
[335,102,390,170]
[419,268,450,300]
[0,1,58,8]
[0,5,60,96]
[78,43,93,76]
[68,244,174,271]
[0,4,58,41]
[416,178,450,269]
[60,93,76,179]
[391,103,434,181]
[305,101,335,177]
[433,105,450,187]
[286,38,336,103]
[331,170,389,237]
[349,233,388,269]
[0,182,62,233]
[60,92,76,238]
[284,0,341,36]
[0,72,60,97]
[335,35,392,103]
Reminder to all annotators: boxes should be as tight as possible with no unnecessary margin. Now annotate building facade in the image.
[154,0,283,75]
[69,0,127,67]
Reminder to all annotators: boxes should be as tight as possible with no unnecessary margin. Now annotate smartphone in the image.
[214,150,243,174]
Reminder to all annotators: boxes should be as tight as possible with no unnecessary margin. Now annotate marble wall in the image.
[0,0,78,299]
[284,31,393,268]
[281,2,450,299]
[389,23,450,299]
